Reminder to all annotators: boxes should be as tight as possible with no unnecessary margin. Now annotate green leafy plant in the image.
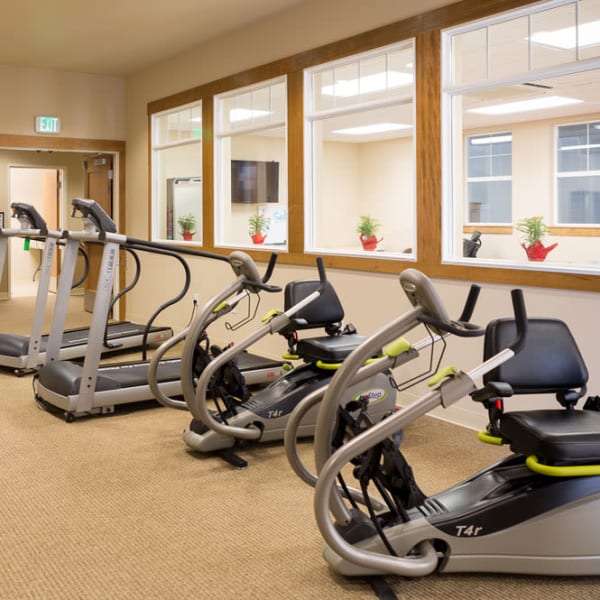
[248,212,270,235]
[356,215,380,238]
[515,215,548,247]
[177,213,196,232]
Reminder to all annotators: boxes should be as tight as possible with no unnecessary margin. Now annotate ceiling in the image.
[0,0,311,76]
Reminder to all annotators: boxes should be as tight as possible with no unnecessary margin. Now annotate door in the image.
[8,167,60,297]
[83,154,113,312]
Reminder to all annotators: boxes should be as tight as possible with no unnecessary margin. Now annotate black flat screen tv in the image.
[231,160,279,204]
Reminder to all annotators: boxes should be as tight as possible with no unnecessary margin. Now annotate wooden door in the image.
[83,154,113,312]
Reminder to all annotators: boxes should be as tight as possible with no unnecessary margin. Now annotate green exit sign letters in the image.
[34,115,61,135]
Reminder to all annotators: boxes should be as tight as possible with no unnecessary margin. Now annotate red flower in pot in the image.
[515,216,557,262]
[248,213,270,244]
[178,213,196,242]
[356,215,382,251]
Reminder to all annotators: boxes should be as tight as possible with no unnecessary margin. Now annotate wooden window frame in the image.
[147,0,598,292]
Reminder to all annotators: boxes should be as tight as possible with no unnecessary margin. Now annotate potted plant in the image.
[248,212,270,244]
[515,215,557,262]
[356,215,382,251]
[178,213,196,241]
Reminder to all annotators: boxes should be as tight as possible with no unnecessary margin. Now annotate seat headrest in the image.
[483,318,589,395]
[283,280,344,330]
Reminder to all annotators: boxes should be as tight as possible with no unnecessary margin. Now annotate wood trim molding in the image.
[144,0,599,292]
[0,133,128,306]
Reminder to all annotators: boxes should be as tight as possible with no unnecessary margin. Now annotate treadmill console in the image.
[71,198,117,234]
[10,202,48,233]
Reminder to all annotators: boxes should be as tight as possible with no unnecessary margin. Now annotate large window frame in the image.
[147,0,598,293]
[303,41,417,260]
[150,101,203,244]
[213,76,288,250]
[442,0,600,276]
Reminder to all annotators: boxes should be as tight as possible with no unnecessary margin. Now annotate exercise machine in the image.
[284,271,482,490]
[34,199,288,421]
[0,202,172,375]
[311,268,600,584]
[169,252,399,468]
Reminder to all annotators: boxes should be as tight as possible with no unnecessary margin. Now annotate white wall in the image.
[123,0,599,432]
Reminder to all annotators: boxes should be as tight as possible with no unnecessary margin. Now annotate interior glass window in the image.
[214,78,287,249]
[305,41,416,258]
[151,102,202,243]
[443,0,600,272]
[557,121,600,224]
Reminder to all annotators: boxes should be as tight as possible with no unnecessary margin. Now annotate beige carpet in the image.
[1,296,599,599]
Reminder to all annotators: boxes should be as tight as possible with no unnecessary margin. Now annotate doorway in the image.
[8,166,61,297]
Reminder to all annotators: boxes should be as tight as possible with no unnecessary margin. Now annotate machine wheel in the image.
[14,369,25,378]
[64,412,75,423]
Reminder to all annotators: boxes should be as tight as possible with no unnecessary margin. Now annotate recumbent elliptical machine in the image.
[308,268,600,582]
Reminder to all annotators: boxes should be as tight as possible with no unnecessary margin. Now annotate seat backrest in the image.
[283,279,344,331]
[483,318,589,396]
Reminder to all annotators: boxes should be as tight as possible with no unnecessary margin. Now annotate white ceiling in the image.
[0,0,310,76]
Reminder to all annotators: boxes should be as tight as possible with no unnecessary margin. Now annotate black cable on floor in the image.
[367,575,398,600]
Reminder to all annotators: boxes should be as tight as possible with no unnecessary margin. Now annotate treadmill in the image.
[0,203,173,375]
[34,198,289,421]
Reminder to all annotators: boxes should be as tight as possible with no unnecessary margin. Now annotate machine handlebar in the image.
[71,198,117,234]
[509,288,528,354]
[10,202,48,234]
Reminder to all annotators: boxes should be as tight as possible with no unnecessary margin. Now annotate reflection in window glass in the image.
[466,133,512,223]
[305,41,416,258]
[214,77,287,249]
[557,121,600,224]
[151,102,202,243]
[443,0,600,273]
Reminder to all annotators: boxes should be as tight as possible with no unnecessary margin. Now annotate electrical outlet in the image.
[193,293,200,305]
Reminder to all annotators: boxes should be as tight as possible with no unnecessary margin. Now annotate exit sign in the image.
[34,115,61,134]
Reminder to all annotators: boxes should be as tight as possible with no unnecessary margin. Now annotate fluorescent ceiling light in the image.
[229,108,271,122]
[529,21,600,50]
[322,71,413,97]
[560,143,600,151]
[471,134,512,145]
[468,95,582,115]
[332,122,411,135]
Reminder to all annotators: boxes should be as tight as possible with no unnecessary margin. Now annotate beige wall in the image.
[0,64,125,139]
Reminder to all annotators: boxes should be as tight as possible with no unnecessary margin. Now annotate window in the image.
[151,102,202,243]
[214,77,288,249]
[304,41,416,258]
[466,132,512,223]
[443,0,600,272]
[557,121,600,224]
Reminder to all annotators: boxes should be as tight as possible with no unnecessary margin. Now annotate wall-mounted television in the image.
[231,160,279,204]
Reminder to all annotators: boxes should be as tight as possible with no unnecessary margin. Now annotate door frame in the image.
[0,134,126,312]
[8,165,62,297]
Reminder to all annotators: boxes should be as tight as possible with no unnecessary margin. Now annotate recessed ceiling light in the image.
[468,95,582,115]
[229,108,271,122]
[332,122,411,135]
[529,21,600,50]
[322,71,413,97]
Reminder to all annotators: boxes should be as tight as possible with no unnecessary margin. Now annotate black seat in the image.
[281,280,364,363]
[477,318,600,465]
